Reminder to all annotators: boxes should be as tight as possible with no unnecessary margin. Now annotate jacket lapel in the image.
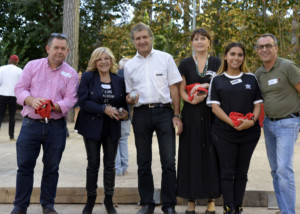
[93,72,104,103]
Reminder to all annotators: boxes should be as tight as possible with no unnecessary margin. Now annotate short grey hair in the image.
[130,22,153,42]
[118,57,130,69]
[257,33,278,46]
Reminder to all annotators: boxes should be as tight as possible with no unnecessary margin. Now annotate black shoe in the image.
[185,211,195,214]
[104,195,117,214]
[205,210,216,214]
[42,207,58,214]
[223,205,234,214]
[10,210,27,214]
[163,207,177,214]
[235,205,243,214]
[82,195,96,214]
[136,205,155,214]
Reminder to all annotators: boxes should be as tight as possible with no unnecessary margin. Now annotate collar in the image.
[224,72,243,79]
[47,57,63,71]
[136,47,154,58]
[261,57,279,73]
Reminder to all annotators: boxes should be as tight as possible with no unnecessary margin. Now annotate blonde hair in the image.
[86,47,118,74]
[217,42,249,75]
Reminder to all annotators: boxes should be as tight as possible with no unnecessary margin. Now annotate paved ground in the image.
[0,121,299,213]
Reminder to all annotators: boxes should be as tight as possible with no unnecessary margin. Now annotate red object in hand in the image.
[35,100,55,119]
[185,83,208,101]
[229,112,254,127]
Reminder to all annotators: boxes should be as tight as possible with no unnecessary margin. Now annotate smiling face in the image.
[132,29,152,57]
[46,38,69,68]
[225,47,245,71]
[96,52,112,73]
[192,33,210,53]
[257,36,278,64]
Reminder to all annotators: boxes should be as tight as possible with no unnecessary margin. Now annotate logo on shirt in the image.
[61,71,71,78]
[245,84,251,89]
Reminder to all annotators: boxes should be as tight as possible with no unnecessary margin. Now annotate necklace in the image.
[194,53,209,77]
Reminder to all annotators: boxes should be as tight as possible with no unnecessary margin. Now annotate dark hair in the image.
[47,33,68,47]
[130,22,153,42]
[190,28,212,48]
[257,33,278,46]
[217,42,249,74]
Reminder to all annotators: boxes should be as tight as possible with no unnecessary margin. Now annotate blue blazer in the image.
[75,71,127,141]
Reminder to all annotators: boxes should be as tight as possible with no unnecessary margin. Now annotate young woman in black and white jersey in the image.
[207,42,263,214]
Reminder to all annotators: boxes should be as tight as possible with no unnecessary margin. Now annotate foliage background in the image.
[0,0,299,71]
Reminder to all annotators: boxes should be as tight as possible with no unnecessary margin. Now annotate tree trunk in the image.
[63,0,80,122]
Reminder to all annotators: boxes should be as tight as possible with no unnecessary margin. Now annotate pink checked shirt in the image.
[15,57,79,119]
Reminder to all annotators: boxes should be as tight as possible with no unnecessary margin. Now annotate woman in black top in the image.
[207,42,263,214]
[177,28,221,214]
[75,47,128,214]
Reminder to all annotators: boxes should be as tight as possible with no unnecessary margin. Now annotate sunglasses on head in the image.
[50,33,67,39]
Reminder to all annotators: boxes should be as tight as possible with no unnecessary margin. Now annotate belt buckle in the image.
[148,104,155,108]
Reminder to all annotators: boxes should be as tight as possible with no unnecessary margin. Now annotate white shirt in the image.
[0,64,22,97]
[124,48,182,106]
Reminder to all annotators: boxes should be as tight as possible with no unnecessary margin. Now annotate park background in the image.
[0,0,299,73]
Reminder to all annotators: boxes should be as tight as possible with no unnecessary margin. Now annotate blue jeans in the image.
[115,119,131,176]
[13,117,66,211]
[263,117,300,214]
[132,106,176,210]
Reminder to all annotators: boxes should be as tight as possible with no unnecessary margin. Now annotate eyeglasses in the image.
[257,44,275,50]
[50,33,67,39]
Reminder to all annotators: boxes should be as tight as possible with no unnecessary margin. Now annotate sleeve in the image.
[253,76,264,104]
[56,71,79,116]
[124,64,132,93]
[14,62,33,106]
[207,76,220,106]
[287,62,300,86]
[167,54,182,86]
[120,78,129,111]
[77,72,106,115]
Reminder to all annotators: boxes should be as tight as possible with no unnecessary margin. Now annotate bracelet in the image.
[251,116,256,123]
[173,114,181,118]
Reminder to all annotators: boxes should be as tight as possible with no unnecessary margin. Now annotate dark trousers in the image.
[212,134,258,208]
[13,118,66,211]
[0,95,17,139]
[132,106,176,209]
[83,135,119,196]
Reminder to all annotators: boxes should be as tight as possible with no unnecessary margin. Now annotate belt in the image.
[25,116,63,123]
[267,112,300,121]
[136,103,171,109]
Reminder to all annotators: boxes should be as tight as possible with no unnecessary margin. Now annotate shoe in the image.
[42,207,58,214]
[185,200,196,214]
[275,211,281,214]
[104,195,117,214]
[235,205,243,214]
[82,195,96,214]
[136,205,155,214]
[10,210,27,214]
[205,211,215,214]
[223,205,234,214]
[185,211,195,214]
[163,207,177,214]
[10,138,16,142]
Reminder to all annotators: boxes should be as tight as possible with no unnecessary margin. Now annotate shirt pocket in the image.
[153,69,168,89]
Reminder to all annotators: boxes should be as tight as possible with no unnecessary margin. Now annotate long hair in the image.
[217,42,249,75]
[86,47,118,74]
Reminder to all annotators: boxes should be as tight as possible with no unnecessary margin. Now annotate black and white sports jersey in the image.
[207,72,263,143]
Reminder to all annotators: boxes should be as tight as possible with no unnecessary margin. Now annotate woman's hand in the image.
[118,109,129,120]
[190,83,210,96]
[104,105,120,120]
[190,92,207,105]
[234,119,254,131]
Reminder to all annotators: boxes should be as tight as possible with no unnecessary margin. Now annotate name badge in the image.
[156,73,163,76]
[230,78,242,85]
[101,84,111,89]
[268,78,278,85]
[61,71,71,78]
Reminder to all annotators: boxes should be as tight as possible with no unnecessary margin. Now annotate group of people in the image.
[5,21,299,214]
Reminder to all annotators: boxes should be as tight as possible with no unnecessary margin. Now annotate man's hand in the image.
[126,93,139,105]
[25,97,46,110]
[173,116,183,135]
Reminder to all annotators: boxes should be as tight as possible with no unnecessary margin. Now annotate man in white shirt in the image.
[0,55,22,141]
[124,22,183,214]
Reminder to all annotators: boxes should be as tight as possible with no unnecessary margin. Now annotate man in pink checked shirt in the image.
[10,33,79,214]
